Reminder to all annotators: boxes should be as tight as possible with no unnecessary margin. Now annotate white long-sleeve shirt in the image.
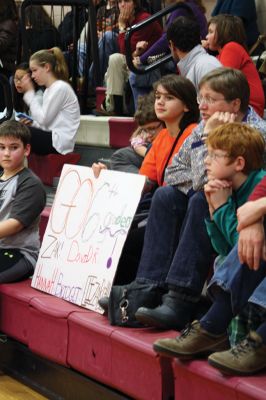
[24,80,80,154]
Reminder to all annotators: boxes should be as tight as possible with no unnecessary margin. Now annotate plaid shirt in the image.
[229,303,266,346]
[165,107,266,194]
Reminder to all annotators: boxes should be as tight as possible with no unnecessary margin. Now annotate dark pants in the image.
[0,256,33,283]
[29,127,58,155]
[136,187,214,299]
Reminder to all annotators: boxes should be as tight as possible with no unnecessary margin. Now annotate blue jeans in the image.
[136,188,214,299]
[129,68,161,111]
[79,31,119,86]
[208,244,266,314]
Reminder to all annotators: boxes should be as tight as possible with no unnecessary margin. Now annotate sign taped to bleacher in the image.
[31,164,145,313]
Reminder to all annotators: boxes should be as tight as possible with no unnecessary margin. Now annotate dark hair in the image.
[199,67,250,114]
[153,74,199,131]
[133,0,142,13]
[208,14,247,51]
[0,0,17,22]
[167,16,201,52]
[134,91,161,126]
[12,63,31,113]
[0,120,31,146]
[118,0,142,13]
[25,5,56,31]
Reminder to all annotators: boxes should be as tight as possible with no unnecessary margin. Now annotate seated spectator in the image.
[110,91,164,174]
[95,74,199,188]
[0,0,18,111]
[153,169,266,376]
[166,16,221,93]
[204,14,265,117]
[204,124,266,345]
[100,68,266,330]
[211,0,261,49]
[24,5,61,54]
[102,0,162,115]
[12,62,43,117]
[94,74,199,285]
[0,120,46,283]
[19,47,80,155]
[138,74,199,189]
[130,0,208,108]
[138,0,208,66]
[78,0,119,85]
[58,5,88,51]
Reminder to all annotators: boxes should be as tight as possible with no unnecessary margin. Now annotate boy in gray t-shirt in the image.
[0,120,46,282]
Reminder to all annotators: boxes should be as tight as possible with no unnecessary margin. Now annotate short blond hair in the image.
[206,122,265,174]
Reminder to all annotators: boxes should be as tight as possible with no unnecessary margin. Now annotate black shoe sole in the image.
[208,357,266,376]
[135,310,180,330]
[153,343,198,360]
[153,339,230,360]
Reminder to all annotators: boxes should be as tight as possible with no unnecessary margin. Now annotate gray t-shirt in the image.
[0,168,46,267]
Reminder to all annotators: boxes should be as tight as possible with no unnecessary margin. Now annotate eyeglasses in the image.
[141,123,162,135]
[206,152,230,161]
[14,77,24,83]
[197,95,226,106]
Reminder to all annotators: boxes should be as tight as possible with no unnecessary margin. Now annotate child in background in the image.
[138,74,199,188]
[110,91,163,174]
[95,74,199,189]
[0,120,46,283]
[153,122,266,363]
[20,47,80,155]
[130,126,156,158]
[12,62,43,118]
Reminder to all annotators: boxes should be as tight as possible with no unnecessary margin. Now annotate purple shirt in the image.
[140,0,207,64]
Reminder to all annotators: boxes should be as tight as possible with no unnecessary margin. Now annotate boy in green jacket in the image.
[153,122,266,358]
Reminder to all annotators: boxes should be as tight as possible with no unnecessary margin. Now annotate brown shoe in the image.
[208,331,266,375]
[153,320,229,360]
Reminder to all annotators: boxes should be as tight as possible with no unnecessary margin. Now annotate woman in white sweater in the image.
[20,47,80,155]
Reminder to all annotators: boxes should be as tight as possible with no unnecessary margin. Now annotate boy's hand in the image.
[92,162,107,178]
[204,111,237,135]
[237,198,266,231]
[238,221,266,270]
[204,179,232,210]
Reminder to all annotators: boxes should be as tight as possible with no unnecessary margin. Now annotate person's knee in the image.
[108,53,124,68]
[152,186,183,211]
[187,191,208,214]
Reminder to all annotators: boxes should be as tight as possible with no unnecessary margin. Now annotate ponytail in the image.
[30,47,69,81]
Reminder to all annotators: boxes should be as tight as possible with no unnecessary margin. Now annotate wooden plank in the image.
[0,372,47,400]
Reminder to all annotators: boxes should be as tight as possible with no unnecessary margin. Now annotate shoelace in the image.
[179,322,198,340]
[231,337,259,358]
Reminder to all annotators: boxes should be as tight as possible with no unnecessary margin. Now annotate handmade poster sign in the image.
[31,165,145,312]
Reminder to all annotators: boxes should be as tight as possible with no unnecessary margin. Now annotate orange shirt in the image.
[139,123,197,185]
